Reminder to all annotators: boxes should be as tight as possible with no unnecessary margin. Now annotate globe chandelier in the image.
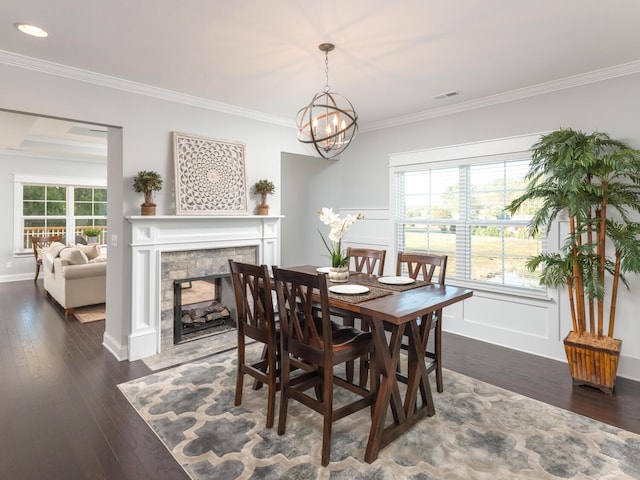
[296,43,358,159]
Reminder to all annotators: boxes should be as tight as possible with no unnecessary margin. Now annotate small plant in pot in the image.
[252,179,275,215]
[133,170,163,216]
[83,228,102,243]
[505,128,640,394]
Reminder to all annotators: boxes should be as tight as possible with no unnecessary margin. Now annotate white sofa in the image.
[42,243,107,315]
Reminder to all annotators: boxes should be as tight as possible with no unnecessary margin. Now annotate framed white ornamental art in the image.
[173,132,248,215]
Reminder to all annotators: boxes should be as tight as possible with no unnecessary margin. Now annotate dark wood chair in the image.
[346,247,386,276]
[229,260,280,428]
[32,234,63,282]
[272,266,376,466]
[396,251,448,392]
[344,247,387,385]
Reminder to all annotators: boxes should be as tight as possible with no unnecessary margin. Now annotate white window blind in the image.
[393,149,546,293]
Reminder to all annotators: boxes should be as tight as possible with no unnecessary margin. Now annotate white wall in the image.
[294,73,640,381]
[0,62,306,361]
[280,152,337,267]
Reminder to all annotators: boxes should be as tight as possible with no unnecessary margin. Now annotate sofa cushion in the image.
[60,261,106,280]
[47,241,66,258]
[75,243,102,260]
[59,247,89,265]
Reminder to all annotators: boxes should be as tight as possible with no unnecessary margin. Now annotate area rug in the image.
[73,303,105,323]
[118,347,640,480]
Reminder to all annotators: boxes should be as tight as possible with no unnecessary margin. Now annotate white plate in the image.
[328,284,370,295]
[316,267,331,273]
[378,276,415,285]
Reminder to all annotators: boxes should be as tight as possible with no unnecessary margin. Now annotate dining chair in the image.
[346,247,386,276]
[229,260,280,428]
[344,247,387,386]
[395,251,448,392]
[272,266,376,466]
[32,234,63,282]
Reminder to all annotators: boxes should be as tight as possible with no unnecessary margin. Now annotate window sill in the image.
[447,279,554,303]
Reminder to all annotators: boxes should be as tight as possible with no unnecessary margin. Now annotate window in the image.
[73,187,108,240]
[15,175,107,253]
[391,135,546,293]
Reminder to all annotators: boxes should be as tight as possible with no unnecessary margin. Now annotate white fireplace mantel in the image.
[126,215,282,360]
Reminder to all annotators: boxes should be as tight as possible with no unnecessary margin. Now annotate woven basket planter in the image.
[140,204,157,216]
[563,331,621,395]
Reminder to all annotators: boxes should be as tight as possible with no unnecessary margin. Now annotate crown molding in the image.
[0,50,295,129]
[2,50,639,133]
[362,60,640,133]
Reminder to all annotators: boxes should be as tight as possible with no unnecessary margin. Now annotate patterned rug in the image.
[118,346,640,479]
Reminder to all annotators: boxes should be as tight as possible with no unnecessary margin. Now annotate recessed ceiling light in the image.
[14,23,48,38]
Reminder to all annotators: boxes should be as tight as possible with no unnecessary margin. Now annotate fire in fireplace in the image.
[173,275,234,344]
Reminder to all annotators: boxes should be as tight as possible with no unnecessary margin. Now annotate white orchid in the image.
[317,208,363,267]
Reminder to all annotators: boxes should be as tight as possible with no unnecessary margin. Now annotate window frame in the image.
[389,133,552,298]
[13,174,107,255]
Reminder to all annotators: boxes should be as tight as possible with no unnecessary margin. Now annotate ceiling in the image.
[1,0,640,158]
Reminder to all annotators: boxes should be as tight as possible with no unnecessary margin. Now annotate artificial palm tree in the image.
[505,128,640,393]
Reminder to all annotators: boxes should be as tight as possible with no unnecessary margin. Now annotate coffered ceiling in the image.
[0,110,107,162]
[1,0,640,158]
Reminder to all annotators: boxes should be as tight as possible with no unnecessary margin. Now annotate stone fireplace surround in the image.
[160,246,256,349]
[127,215,282,361]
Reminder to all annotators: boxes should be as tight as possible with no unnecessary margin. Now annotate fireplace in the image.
[160,246,256,351]
[124,215,282,361]
[173,275,233,344]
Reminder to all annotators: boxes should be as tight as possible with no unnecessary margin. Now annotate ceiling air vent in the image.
[433,91,460,100]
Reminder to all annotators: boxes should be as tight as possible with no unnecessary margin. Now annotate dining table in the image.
[284,265,474,463]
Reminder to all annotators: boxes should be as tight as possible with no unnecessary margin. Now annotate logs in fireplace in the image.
[173,275,233,344]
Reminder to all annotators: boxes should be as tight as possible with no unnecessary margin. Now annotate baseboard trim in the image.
[103,331,128,361]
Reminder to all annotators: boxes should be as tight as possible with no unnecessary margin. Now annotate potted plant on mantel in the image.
[252,179,275,215]
[133,170,163,216]
[505,128,640,394]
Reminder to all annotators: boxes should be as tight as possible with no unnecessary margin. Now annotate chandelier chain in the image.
[324,51,330,92]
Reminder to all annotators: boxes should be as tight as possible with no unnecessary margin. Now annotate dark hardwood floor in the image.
[0,280,189,480]
[1,279,639,479]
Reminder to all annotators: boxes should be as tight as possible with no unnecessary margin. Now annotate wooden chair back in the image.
[229,260,276,343]
[32,234,63,281]
[396,251,447,285]
[32,234,63,259]
[228,260,279,428]
[347,247,386,276]
[272,266,332,367]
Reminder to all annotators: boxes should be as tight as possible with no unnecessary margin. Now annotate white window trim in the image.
[389,133,545,167]
[13,173,107,255]
[388,132,557,300]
